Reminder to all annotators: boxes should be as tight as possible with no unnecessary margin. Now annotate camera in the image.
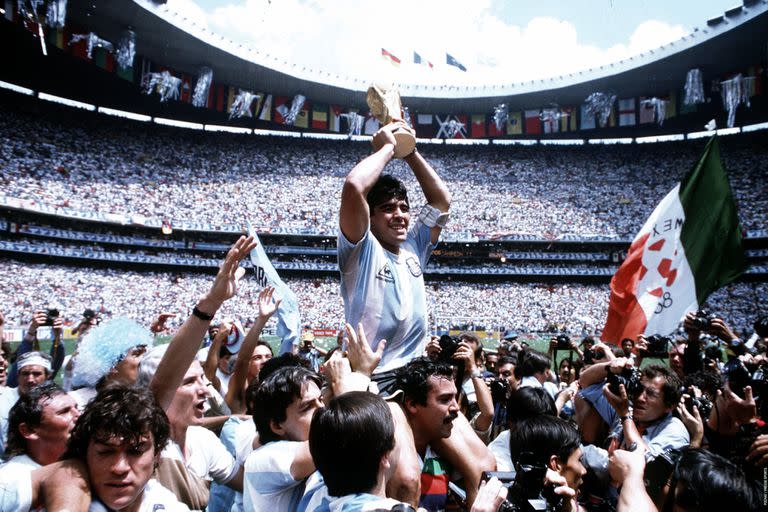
[438,335,461,364]
[44,308,60,326]
[607,366,643,397]
[489,378,510,405]
[644,449,682,504]
[482,452,564,512]
[692,309,717,331]
[723,358,752,399]
[555,335,571,350]
[680,386,713,420]
[642,334,671,358]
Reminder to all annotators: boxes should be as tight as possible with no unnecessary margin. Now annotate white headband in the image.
[17,352,52,372]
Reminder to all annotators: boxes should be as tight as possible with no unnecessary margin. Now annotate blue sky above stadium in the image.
[167,0,737,84]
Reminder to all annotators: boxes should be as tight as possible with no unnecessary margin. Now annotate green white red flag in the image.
[602,136,746,342]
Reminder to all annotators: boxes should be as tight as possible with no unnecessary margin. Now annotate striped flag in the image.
[312,104,328,130]
[414,51,434,69]
[507,112,522,135]
[560,107,577,132]
[618,98,636,126]
[381,48,401,67]
[602,137,746,343]
[259,94,273,121]
[294,102,311,128]
[524,110,541,134]
[446,53,467,72]
[471,115,486,138]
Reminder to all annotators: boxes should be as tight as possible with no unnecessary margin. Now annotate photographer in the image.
[507,415,587,512]
[7,309,65,387]
[515,350,558,400]
[579,359,688,456]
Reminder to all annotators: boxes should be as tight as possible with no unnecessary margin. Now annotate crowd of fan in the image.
[0,242,766,511]
[1,259,764,337]
[1,101,767,239]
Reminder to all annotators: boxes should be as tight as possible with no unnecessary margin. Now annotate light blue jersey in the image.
[338,219,435,373]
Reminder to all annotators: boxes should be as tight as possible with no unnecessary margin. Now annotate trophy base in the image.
[392,129,416,158]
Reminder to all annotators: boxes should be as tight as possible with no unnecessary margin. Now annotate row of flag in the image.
[382,48,466,72]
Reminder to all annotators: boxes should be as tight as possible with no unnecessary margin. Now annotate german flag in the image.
[381,48,401,67]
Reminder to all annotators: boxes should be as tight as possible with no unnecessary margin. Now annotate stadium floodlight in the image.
[636,134,684,144]
[540,139,585,146]
[492,139,538,146]
[742,121,768,133]
[97,107,151,122]
[38,92,95,111]
[0,80,34,95]
[204,125,252,134]
[154,117,203,130]
[587,138,633,145]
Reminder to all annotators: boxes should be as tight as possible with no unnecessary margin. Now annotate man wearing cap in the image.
[0,351,52,454]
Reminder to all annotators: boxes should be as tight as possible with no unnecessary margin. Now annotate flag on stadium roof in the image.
[618,98,636,126]
[381,48,401,67]
[602,136,746,343]
[248,224,302,354]
[414,51,433,69]
[446,53,467,71]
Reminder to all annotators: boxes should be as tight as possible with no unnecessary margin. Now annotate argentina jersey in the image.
[338,218,435,373]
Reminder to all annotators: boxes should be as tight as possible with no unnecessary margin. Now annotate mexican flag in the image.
[602,136,746,342]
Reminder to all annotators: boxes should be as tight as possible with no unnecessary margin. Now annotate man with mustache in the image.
[394,358,462,512]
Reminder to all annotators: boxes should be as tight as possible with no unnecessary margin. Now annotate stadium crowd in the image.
[1,101,767,239]
[0,259,765,337]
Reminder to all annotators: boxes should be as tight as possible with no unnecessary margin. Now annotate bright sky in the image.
[167,0,738,85]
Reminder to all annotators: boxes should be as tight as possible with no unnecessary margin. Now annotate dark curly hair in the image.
[64,384,170,459]
[366,175,409,212]
[6,382,66,458]
[394,357,454,406]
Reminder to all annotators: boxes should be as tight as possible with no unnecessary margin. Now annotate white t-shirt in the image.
[488,430,514,472]
[160,425,239,484]
[338,221,435,373]
[244,440,308,511]
[0,387,20,455]
[215,368,232,396]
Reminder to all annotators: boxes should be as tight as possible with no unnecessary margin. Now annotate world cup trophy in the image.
[366,83,416,158]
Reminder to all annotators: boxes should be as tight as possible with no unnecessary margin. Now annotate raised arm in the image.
[151,235,256,410]
[402,141,451,243]
[225,286,280,414]
[203,323,229,392]
[339,124,398,243]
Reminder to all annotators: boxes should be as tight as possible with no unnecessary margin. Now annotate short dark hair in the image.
[509,415,581,468]
[252,366,323,444]
[6,382,66,457]
[506,386,556,426]
[641,365,682,408]
[497,355,517,368]
[394,357,454,406]
[671,448,760,512]
[366,175,409,212]
[64,385,170,459]
[515,350,551,379]
[309,392,395,496]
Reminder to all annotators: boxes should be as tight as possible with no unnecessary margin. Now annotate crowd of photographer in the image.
[1,100,767,239]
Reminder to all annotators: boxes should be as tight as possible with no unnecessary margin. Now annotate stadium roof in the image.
[68,0,768,113]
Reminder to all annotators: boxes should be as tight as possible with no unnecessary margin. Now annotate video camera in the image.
[481,452,564,512]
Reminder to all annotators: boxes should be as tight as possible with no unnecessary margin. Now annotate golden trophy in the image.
[366,83,416,158]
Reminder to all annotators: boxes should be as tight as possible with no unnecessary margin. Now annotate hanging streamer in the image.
[142,71,182,102]
[493,104,508,132]
[584,92,616,127]
[284,94,306,125]
[116,29,136,70]
[640,98,668,126]
[683,68,705,106]
[229,90,260,119]
[720,74,755,128]
[45,0,66,28]
[341,112,364,136]
[192,67,213,108]
[70,32,114,59]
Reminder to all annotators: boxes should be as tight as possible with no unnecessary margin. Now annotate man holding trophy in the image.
[338,84,495,508]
